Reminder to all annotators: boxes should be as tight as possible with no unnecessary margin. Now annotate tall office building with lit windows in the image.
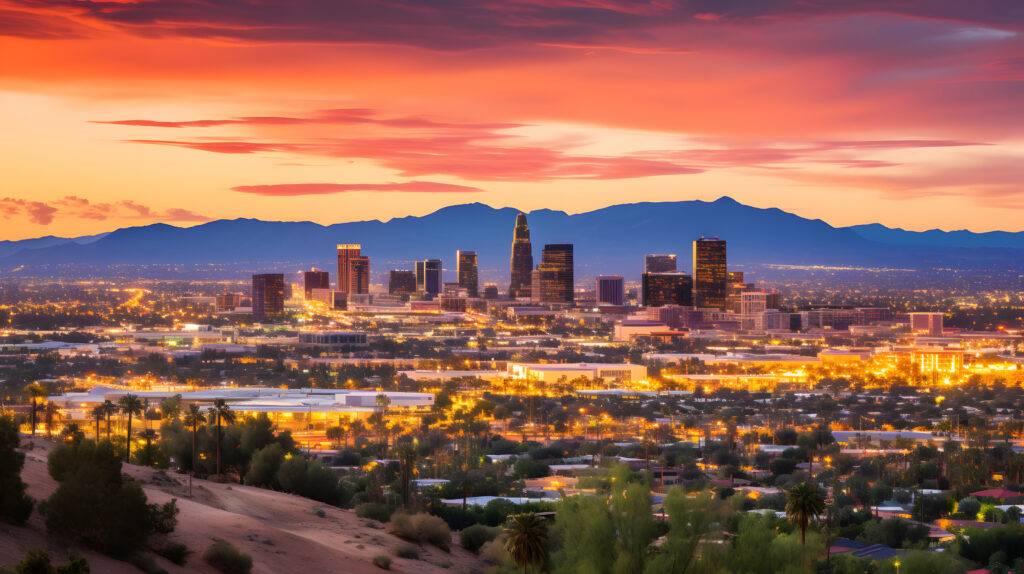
[336,244,369,295]
[596,275,625,306]
[456,250,479,297]
[692,238,727,309]
[533,243,574,303]
[641,272,692,307]
[644,254,678,273]
[416,259,442,298]
[252,273,285,319]
[302,269,330,299]
[509,213,534,299]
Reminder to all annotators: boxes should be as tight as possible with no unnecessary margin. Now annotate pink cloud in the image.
[231,181,484,195]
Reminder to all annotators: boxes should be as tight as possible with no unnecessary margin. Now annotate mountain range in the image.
[1,197,1022,282]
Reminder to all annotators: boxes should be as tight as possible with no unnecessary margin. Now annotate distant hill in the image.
[1,197,1022,281]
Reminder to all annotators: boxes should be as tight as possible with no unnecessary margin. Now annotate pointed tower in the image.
[508,213,533,299]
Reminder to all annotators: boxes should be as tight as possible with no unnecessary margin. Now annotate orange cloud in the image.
[231,181,484,195]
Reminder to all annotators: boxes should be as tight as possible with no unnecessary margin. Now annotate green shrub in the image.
[0,416,34,526]
[8,549,89,574]
[203,540,253,574]
[243,443,283,488]
[356,502,393,523]
[372,555,391,570]
[460,524,500,553]
[395,545,420,559]
[390,512,452,551]
[154,542,190,566]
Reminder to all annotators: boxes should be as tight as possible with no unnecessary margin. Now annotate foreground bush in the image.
[356,502,393,523]
[372,555,391,570]
[4,549,89,574]
[460,524,501,553]
[390,512,452,550]
[154,542,191,566]
[0,415,34,525]
[203,540,252,574]
[44,440,177,557]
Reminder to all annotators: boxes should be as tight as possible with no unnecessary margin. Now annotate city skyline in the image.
[3,2,1024,239]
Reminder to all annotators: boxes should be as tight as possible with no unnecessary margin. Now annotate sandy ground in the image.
[1,437,486,574]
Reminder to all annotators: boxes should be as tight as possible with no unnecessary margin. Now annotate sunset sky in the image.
[1,1,1022,239]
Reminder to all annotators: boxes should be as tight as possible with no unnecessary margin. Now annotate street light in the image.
[893,559,901,574]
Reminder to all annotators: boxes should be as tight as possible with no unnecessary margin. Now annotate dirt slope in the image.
[1,438,485,574]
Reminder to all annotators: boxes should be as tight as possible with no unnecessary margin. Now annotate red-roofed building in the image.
[971,488,1022,500]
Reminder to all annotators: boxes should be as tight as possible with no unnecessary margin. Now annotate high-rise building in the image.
[645,254,678,273]
[417,259,442,298]
[456,250,479,297]
[303,269,330,299]
[641,272,692,307]
[482,283,499,300]
[596,275,625,306]
[532,244,574,303]
[509,213,534,299]
[251,273,285,319]
[727,270,750,312]
[336,244,369,295]
[909,312,944,336]
[693,238,727,309]
[389,270,417,296]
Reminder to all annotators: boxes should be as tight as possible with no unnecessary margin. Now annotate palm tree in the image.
[373,393,391,456]
[101,399,117,441]
[183,403,206,496]
[786,482,826,546]
[90,405,105,440]
[503,512,548,574]
[23,382,46,437]
[208,399,235,476]
[43,401,59,437]
[119,394,144,462]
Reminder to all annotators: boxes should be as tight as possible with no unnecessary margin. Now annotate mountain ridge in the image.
[1,197,1022,280]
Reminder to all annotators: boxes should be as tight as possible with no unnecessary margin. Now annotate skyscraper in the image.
[642,272,692,307]
[693,238,727,309]
[417,259,442,298]
[644,254,678,273]
[303,269,329,299]
[727,270,749,312]
[509,213,533,299]
[533,244,574,303]
[336,244,369,295]
[456,250,479,297]
[596,275,625,306]
[389,269,416,296]
[251,273,285,319]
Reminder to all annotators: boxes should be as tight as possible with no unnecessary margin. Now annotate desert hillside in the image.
[0,438,485,574]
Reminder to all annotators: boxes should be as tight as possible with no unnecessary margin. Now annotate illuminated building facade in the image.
[913,347,963,375]
[457,250,479,297]
[596,275,625,306]
[416,259,442,298]
[251,273,285,319]
[910,312,945,336]
[303,269,330,299]
[693,238,728,309]
[509,213,534,299]
[644,253,678,273]
[336,244,370,295]
[389,269,417,296]
[533,244,574,303]
[642,272,692,307]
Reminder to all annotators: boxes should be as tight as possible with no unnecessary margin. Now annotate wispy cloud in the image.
[231,181,484,195]
[0,195,210,226]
